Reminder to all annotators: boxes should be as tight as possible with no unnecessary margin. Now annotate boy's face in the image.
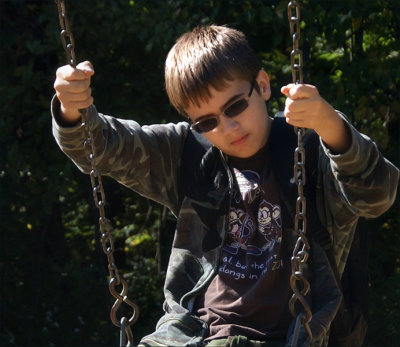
[185,70,272,158]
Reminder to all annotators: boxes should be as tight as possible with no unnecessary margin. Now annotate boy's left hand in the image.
[281,84,351,154]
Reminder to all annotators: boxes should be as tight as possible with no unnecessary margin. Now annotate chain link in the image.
[54,1,138,345]
[287,1,313,345]
[288,1,304,84]
[55,0,76,67]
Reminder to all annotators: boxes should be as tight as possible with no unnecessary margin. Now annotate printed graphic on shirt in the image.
[221,199,283,281]
[233,168,261,204]
[219,165,284,281]
[223,202,282,256]
[218,254,284,281]
[256,200,282,253]
[223,208,255,255]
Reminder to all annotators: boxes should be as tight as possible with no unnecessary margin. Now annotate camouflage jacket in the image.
[51,97,399,346]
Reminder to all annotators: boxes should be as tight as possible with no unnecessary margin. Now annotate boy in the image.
[52,25,399,346]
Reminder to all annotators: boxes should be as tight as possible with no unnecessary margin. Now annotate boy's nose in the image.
[219,114,240,133]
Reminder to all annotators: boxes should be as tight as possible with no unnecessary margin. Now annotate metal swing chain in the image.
[287,1,313,345]
[55,1,138,346]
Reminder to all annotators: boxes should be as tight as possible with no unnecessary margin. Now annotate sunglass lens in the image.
[196,118,218,133]
[224,99,249,118]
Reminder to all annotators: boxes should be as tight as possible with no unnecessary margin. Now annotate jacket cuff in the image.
[320,111,372,175]
[51,94,83,129]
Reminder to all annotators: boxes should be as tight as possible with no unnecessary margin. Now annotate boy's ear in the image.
[256,69,271,101]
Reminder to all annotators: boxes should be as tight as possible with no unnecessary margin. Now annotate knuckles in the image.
[54,61,94,111]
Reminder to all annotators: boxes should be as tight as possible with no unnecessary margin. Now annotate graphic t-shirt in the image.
[195,146,292,341]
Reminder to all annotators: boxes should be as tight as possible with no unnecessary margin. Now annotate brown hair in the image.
[165,25,261,116]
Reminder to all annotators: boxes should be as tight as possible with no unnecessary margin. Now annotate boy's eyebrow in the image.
[195,92,245,120]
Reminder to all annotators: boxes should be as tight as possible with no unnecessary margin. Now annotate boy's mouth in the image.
[231,134,248,146]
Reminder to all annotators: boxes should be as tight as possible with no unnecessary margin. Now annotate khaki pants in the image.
[138,335,285,347]
[205,335,284,347]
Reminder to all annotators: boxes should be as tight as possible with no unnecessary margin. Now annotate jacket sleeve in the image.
[317,112,399,273]
[51,96,189,215]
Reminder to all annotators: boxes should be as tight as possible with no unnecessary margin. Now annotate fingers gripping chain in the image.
[55,1,138,345]
[287,1,313,345]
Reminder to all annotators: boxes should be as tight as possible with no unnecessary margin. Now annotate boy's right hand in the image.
[54,61,94,124]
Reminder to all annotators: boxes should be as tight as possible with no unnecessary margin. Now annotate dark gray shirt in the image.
[195,146,292,341]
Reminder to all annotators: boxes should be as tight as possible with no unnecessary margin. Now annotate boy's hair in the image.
[165,25,261,116]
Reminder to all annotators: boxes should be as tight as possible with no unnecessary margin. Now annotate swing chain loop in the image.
[55,0,76,67]
[288,1,304,84]
[120,317,134,347]
[287,1,313,345]
[109,277,139,345]
[55,1,138,345]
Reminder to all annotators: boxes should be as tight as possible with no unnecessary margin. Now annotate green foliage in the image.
[1,0,399,346]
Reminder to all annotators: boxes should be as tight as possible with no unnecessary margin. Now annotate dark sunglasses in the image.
[190,80,256,133]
